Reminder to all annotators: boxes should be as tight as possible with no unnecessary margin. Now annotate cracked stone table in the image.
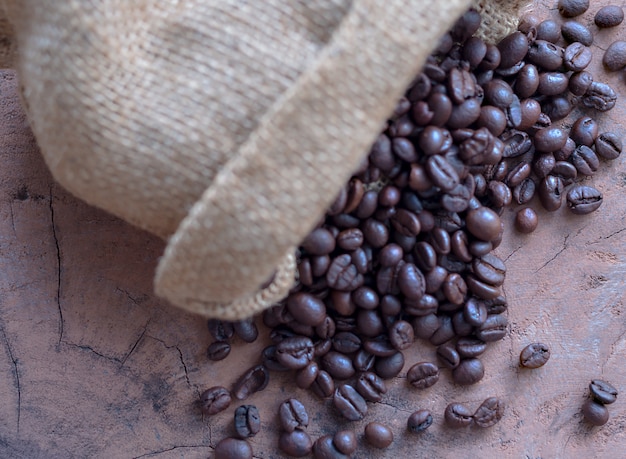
[1,1,626,457]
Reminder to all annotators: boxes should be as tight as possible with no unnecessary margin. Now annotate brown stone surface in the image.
[1,2,626,457]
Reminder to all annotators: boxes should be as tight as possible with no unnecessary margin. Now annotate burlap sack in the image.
[0,0,529,320]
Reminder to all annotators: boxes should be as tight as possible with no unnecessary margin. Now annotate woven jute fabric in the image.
[0,0,529,319]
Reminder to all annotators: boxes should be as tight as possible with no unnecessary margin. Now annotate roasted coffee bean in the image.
[430,314,456,345]
[200,386,232,415]
[234,405,260,439]
[476,313,507,341]
[437,343,461,369]
[312,435,349,459]
[534,127,567,153]
[515,64,540,98]
[315,316,336,340]
[452,358,485,385]
[407,361,440,389]
[407,409,434,433]
[563,42,592,72]
[567,185,603,215]
[214,438,253,459]
[570,116,598,147]
[296,362,320,389]
[207,319,235,342]
[582,399,610,426]
[595,132,623,160]
[543,96,573,120]
[517,98,541,131]
[329,290,356,316]
[279,398,309,432]
[326,254,364,291]
[364,422,393,449]
[518,13,540,34]
[322,351,355,380]
[375,351,405,379]
[515,207,539,233]
[233,365,270,400]
[262,345,290,372]
[537,72,569,96]
[536,19,561,43]
[447,98,482,129]
[463,36,488,68]
[207,341,231,361]
[452,310,474,337]
[233,318,258,343]
[353,349,375,373]
[513,178,536,205]
[519,343,550,369]
[332,332,361,354]
[378,185,401,208]
[466,274,501,300]
[473,397,505,428]
[311,370,335,398]
[412,314,440,340]
[302,228,336,255]
[441,273,466,305]
[497,32,529,69]
[276,337,314,370]
[357,309,385,337]
[448,67,478,104]
[363,335,396,357]
[558,0,589,17]
[333,384,367,421]
[336,228,363,251]
[428,93,454,127]
[603,40,626,71]
[582,82,617,111]
[287,292,327,327]
[561,21,593,46]
[527,40,564,70]
[445,402,474,428]
[589,380,618,405]
[396,262,426,300]
[465,206,501,241]
[569,71,593,96]
[571,145,599,176]
[463,297,488,326]
[355,190,378,219]
[595,5,624,28]
[389,320,414,350]
[553,158,579,181]
[332,430,357,456]
[538,175,564,211]
[457,337,487,358]
[355,371,387,402]
[473,253,506,286]
[476,105,507,136]
[391,209,421,237]
[279,430,313,458]
[425,155,460,192]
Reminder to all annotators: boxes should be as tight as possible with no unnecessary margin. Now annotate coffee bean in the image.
[534,127,567,153]
[276,336,314,370]
[322,351,355,380]
[582,82,617,112]
[569,71,593,96]
[425,155,460,191]
[200,386,232,415]
[465,206,502,241]
[374,351,405,379]
[333,430,357,456]
[463,297,487,326]
[603,41,626,71]
[232,365,270,400]
[536,20,561,43]
[456,337,487,358]
[452,358,485,385]
[287,292,327,327]
[561,21,593,46]
[279,398,309,433]
[589,380,618,405]
[332,332,361,354]
[207,341,231,361]
[389,320,414,350]
[476,313,507,342]
[538,175,564,212]
[445,402,474,428]
[466,273,501,300]
[302,228,336,255]
[472,253,506,286]
[437,343,461,369]
[558,0,589,17]
[514,64,540,98]
[310,370,335,398]
[364,422,393,449]
[407,409,434,433]
[515,207,539,234]
[207,319,235,342]
[564,43,592,72]
[326,254,364,291]
[519,343,550,368]
[279,430,313,458]
[214,438,253,459]
[333,384,367,421]
[312,435,349,459]
[407,361,440,389]
[296,362,319,389]
[566,185,603,215]
[233,318,259,343]
[497,32,529,69]
[357,310,385,337]
[473,397,505,428]
[527,40,564,71]
[430,314,457,345]
[595,132,622,160]
[362,219,389,248]
[234,405,260,439]
[595,6,624,28]
[355,371,388,402]
[537,72,569,96]
[582,399,610,426]
[570,116,598,147]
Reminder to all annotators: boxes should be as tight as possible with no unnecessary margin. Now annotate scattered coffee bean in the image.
[333,384,368,421]
[603,41,626,71]
[279,398,309,432]
[233,319,259,343]
[312,435,349,459]
[473,397,505,428]
[208,319,235,342]
[515,207,538,234]
[582,399,610,426]
[333,430,357,456]
[232,365,270,400]
[364,422,393,449]
[595,5,624,28]
[520,343,551,368]
[452,358,485,385]
[558,0,589,17]
[200,386,232,416]
[407,409,434,433]
[445,402,474,428]
[234,405,260,439]
[279,430,313,458]
[589,380,618,405]
[595,132,622,160]
[207,341,231,361]
[407,361,440,389]
[356,371,387,402]
[561,21,593,46]
[566,185,603,215]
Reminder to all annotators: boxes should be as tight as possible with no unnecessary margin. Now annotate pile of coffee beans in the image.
[200,4,623,456]
[582,379,618,426]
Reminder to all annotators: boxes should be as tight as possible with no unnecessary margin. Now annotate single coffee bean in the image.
[473,397,505,428]
[232,365,270,400]
[569,71,593,96]
[497,32,529,69]
[589,380,618,405]
[310,370,335,398]
[465,206,502,241]
[326,254,364,291]
[412,314,440,340]
[536,20,561,43]
[262,345,290,372]
[515,207,539,234]
[476,313,507,342]
[563,42,592,72]
[363,335,396,356]
[582,82,617,112]
[374,351,405,379]
[407,409,434,433]
[296,362,319,389]
[332,332,361,354]
[389,320,415,350]
[279,430,313,458]
[276,336,314,370]
[538,175,564,212]
[315,316,336,340]
[558,0,589,17]
[407,361,440,389]
[336,228,364,251]
[425,155,460,192]
[355,371,388,402]
[364,422,393,449]
[353,349,375,373]
[200,386,232,415]
[534,127,567,153]
[287,292,327,327]
[466,274,501,300]
[537,72,569,96]
[437,343,461,369]
[566,185,603,215]
[214,438,253,459]
[527,40,564,71]
[234,405,260,439]
[207,319,235,342]
[333,430,357,456]
[472,253,506,286]
[279,398,309,433]
[378,244,404,268]
[207,341,231,361]
[312,435,349,459]
[561,21,593,46]
[582,399,610,426]
[570,116,598,147]
[595,6,624,28]
[463,297,488,326]
[333,384,367,421]
[397,262,426,300]
[233,318,259,343]
[595,132,622,160]
[429,314,457,345]
[302,228,336,255]
[452,358,485,385]
[445,402,474,428]
[520,343,550,369]
[514,64,540,98]
[322,351,355,380]
[357,309,385,338]
[603,41,626,71]
[457,337,488,358]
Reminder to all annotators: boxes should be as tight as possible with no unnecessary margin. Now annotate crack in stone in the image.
[589,227,626,244]
[8,200,17,237]
[62,341,121,363]
[131,444,210,459]
[0,324,21,435]
[503,245,522,263]
[146,335,192,389]
[534,234,570,273]
[120,321,150,367]
[48,187,64,345]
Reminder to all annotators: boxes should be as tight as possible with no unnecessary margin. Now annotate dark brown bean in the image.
[566,185,603,215]
[603,41,626,71]
[515,207,538,233]
[333,384,367,421]
[595,132,623,160]
[214,438,253,459]
[473,397,505,428]
[232,365,270,400]
[445,402,474,428]
[200,386,232,415]
[452,358,485,385]
[407,409,434,433]
[520,343,550,368]
[234,405,260,439]
[207,341,231,361]
[561,21,593,46]
[407,361,440,389]
[558,0,589,17]
[312,435,349,459]
[595,6,624,28]
[582,399,610,426]
[589,380,618,405]
[364,422,394,448]
[279,430,313,458]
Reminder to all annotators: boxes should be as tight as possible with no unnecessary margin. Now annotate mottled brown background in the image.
[1,1,625,457]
